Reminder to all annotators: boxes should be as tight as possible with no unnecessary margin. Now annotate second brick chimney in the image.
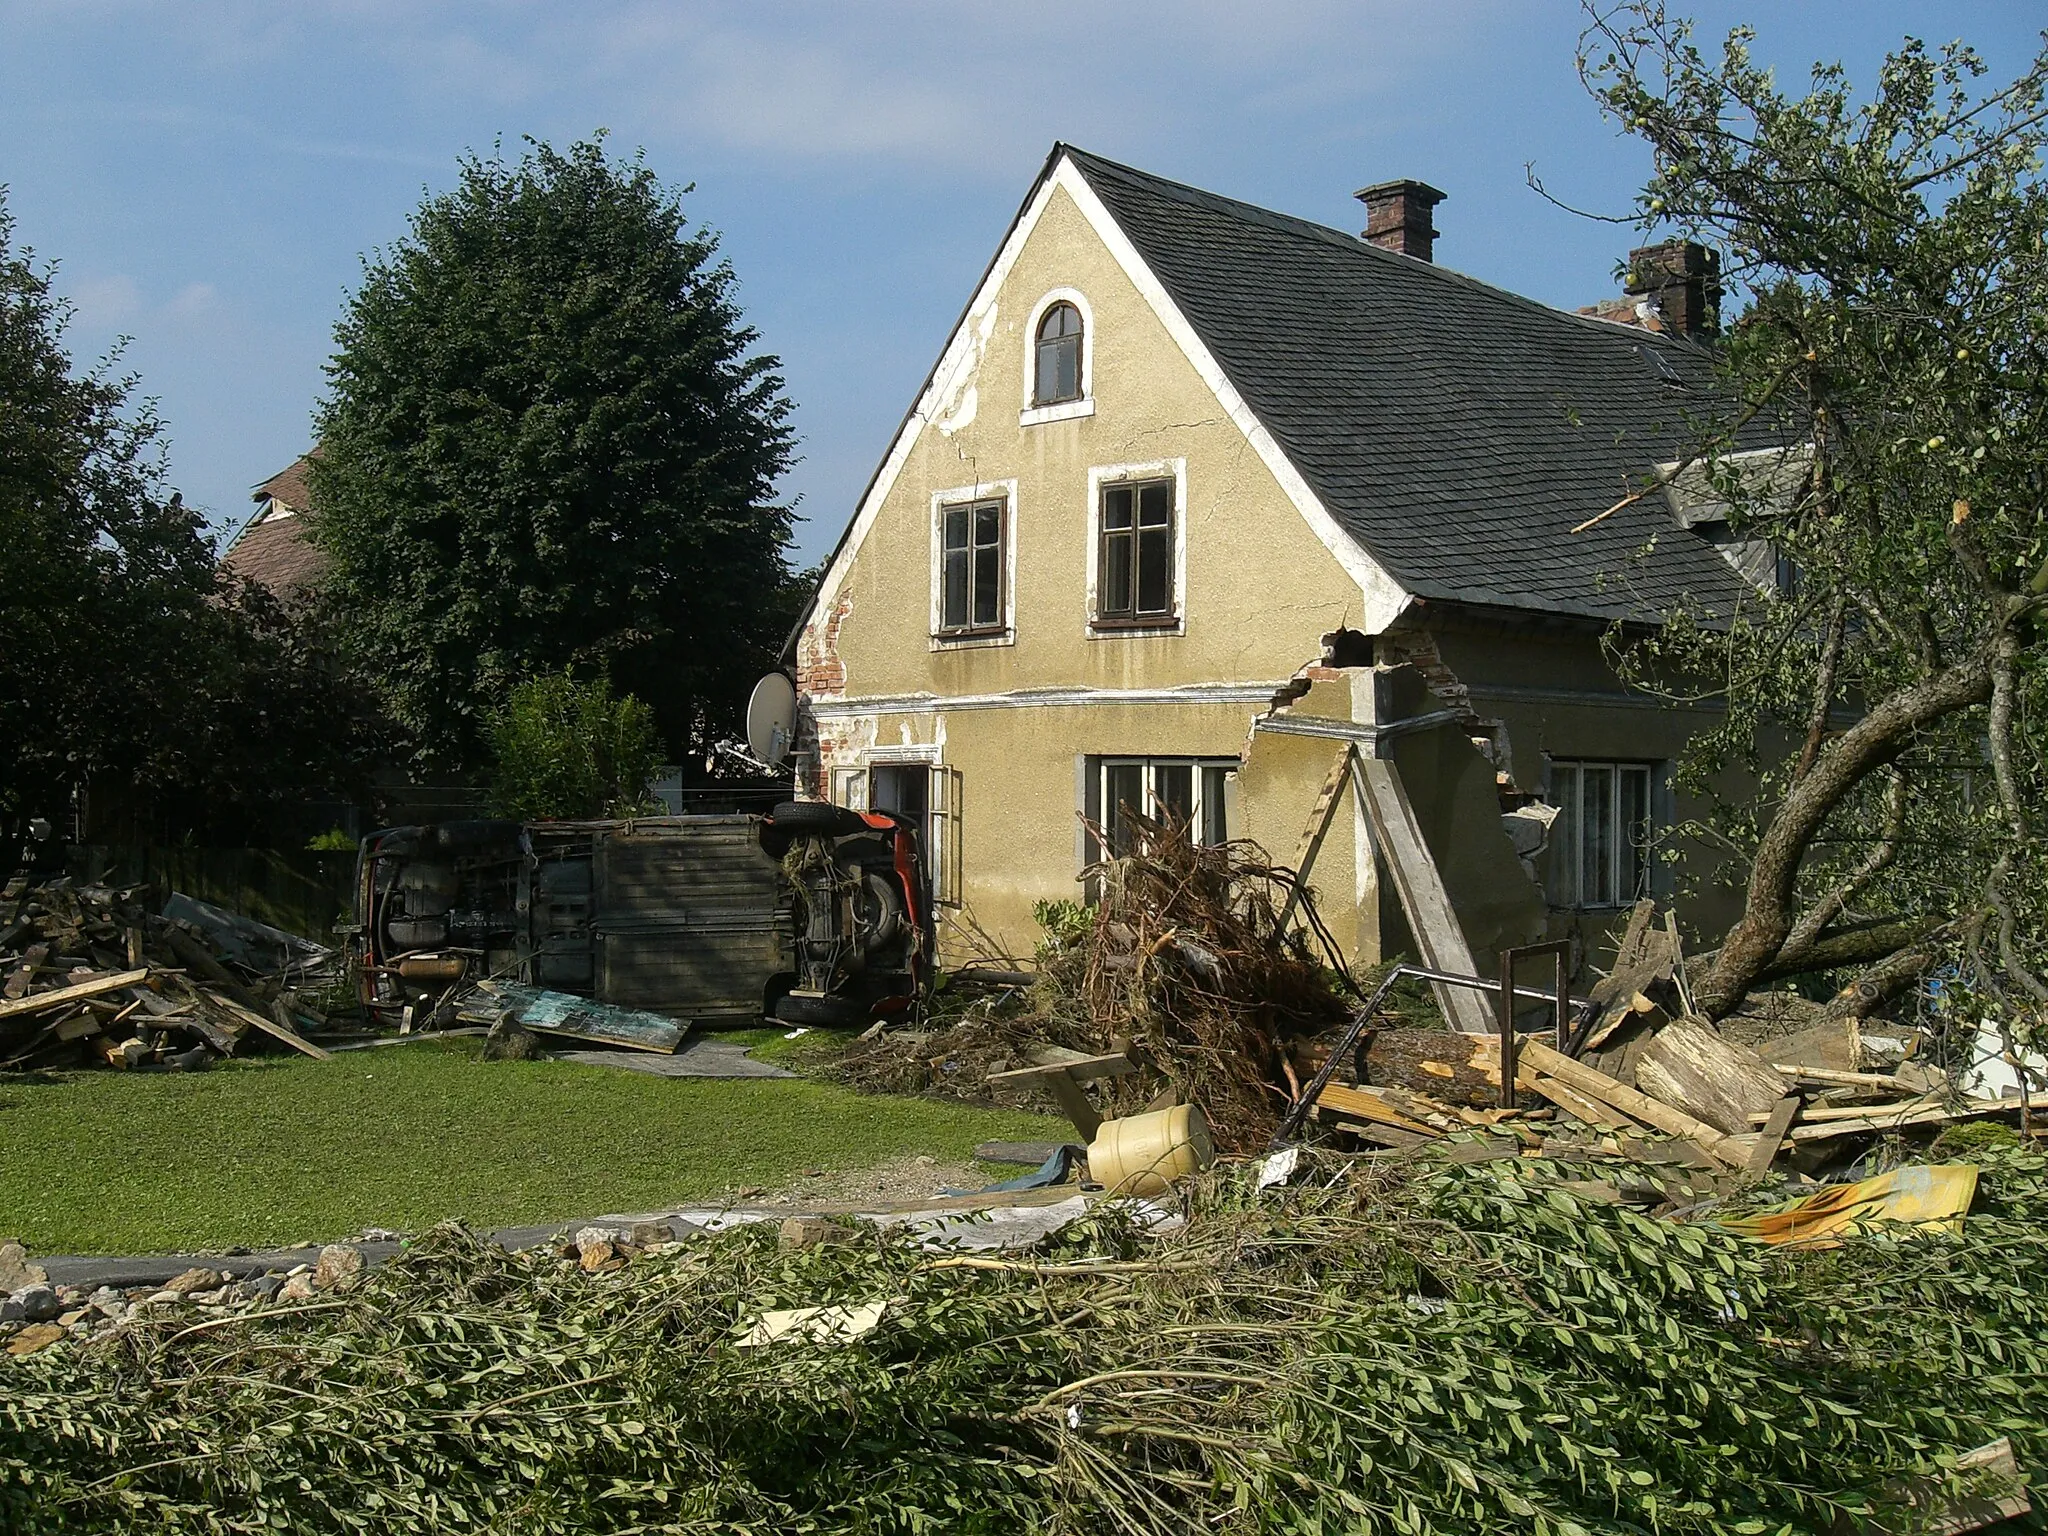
[1625,241,1721,338]
[1355,179,1446,262]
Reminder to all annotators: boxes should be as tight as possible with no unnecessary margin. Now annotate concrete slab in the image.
[553,1041,796,1078]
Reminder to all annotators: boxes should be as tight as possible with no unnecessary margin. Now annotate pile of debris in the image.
[838,822,1351,1151]
[0,879,338,1072]
[1297,900,2041,1184]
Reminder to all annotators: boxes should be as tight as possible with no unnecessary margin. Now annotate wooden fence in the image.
[66,846,358,943]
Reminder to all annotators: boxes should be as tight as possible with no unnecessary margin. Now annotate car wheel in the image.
[772,992,870,1028]
[768,801,868,838]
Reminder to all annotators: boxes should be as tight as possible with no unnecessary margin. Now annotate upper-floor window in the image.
[1034,301,1083,406]
[1096,477,1175,625]
[939,496,1006,634]
[1547,759,1656,909]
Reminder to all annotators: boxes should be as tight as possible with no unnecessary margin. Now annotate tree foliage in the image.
[1581,9,2048,1022]
[0,195,376,847]
[486,670,661,821]
[7,1146,2048,1533]
[311,137,798,778]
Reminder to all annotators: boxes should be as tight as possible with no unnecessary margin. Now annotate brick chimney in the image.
[1625,241,1721,338]
[1355,180,1446,262]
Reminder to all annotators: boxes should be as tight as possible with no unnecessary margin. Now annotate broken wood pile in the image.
[0,878,335,1072]
[1305,899,2035,1181]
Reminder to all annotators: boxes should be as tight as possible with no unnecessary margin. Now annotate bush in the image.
[486,671,661,821]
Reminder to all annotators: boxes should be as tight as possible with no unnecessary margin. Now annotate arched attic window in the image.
[1033,301,1083,406]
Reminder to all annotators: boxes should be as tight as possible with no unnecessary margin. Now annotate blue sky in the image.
[3,2,2040,565]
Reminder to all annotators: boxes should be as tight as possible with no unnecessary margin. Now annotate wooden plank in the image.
[1745,1097,1800,1177]
[1314,1110,1434,1150]
[1313,1082,1440,1137]
[207,992,333,1061]
[1785,1098,2017,1143]
[1748,1095,1940,1124]
[1634,1018,1790,1135]
[1484,1035,1745,1167]
[1470,1037,1645,1133]
[987,1052,1137,1087]
[1769,1063,1926,1094]
[1349,756,1494,1034]
[0,968,149,1022]
[1531,1074,1637,1133]
[1039,1070,1102,1140]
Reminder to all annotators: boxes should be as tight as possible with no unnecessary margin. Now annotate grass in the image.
[0,1039,1065,1256]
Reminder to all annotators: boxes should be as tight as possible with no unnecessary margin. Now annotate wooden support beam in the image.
[1349,756,1493,1034]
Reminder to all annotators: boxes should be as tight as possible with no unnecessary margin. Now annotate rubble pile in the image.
[1305,900,2041,1182]
[0,878,338,1073]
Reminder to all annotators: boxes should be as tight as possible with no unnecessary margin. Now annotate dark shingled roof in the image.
[1063,147,1755,625]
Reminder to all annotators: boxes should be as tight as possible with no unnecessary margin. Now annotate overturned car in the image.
[353,803,930,1030]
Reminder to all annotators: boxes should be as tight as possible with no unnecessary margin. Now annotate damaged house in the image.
[789,145,1770,980]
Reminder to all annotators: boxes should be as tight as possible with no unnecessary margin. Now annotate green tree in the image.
[311,136,797,777]
[486,670,661,821]
[1578,9,2048,1021]
[0,194,377,848]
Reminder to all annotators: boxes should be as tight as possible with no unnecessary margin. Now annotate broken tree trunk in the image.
[1633,1018,1790,1136]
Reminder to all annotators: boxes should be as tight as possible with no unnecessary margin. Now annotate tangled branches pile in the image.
[834,824,1351,1146]
[5,1145,2045,1534]
[1037,822,1351,1148]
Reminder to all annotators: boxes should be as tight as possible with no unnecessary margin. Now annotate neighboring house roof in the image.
[221,452,328,596]
[1058,147,1755,626]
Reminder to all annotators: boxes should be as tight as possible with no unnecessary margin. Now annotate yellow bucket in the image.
[1087,1105,1216,1196]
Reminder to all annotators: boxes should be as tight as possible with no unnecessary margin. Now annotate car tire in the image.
[769,801,869,838]
[773,992,870,1028]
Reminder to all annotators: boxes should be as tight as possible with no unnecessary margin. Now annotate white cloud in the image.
[66,273,142,327]
[167,281,219,317]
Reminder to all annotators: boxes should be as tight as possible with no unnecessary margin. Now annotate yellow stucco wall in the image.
[800,180,1373,959]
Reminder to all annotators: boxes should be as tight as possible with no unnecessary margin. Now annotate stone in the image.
[164,1267,224,1296]
[6,1285,60,1324]
[578,1239,617,1273]
[628,1222,669,1249]
[4,1323,66,1357]
[278,1273,317,1302]
[145,1290,182,1307]
[56,1309,87,1327]
[0,1241,45,1293]
[313,1245,364,1293]
[778,1216,856,1254]
[247,1274,286,1302]
[482,1019,543,1062]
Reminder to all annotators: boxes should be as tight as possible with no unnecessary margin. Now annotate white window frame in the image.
[863,749,962,909]
[1085,755,1236,864]
[1085,459,1187,638]
[1545,758,1657,911]
[927,478,1017,651]
[1019,287,1096,426]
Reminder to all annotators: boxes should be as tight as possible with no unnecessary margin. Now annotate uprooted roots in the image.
[838,818,1353,1149]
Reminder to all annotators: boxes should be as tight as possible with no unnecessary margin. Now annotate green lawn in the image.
[0,1040,1064,1255]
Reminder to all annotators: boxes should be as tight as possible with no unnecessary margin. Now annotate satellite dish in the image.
[746,671,798,767]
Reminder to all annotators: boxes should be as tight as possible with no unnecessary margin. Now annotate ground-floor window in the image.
[1546,759,1655,909]
[1085,756,1235,860]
